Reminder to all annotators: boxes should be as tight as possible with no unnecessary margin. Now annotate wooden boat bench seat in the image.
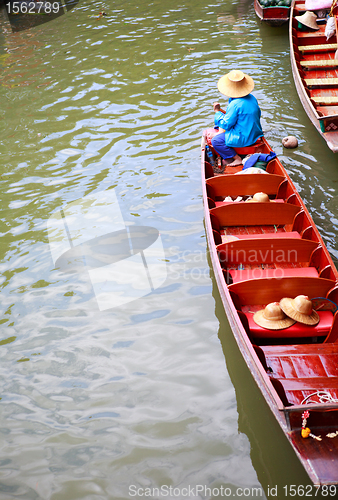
[229,276,336,306]
[261,342,338,372]
[305,78,338,89]
[293,2,306,13]
[214,199,284,208]
[295,29,327,41]
[221,231,301,243]
[317,105,338,117]
[262,342,338,356]
[206,173,285,199]
[280,377,338,391]
[272,376,338,406]
[216,238,318,270]
[299,43,338,53]
[233,137,265,155]
[311,95,338,106]
[245,310,333,339]
[222,234,321,281]
[300,59,338,70]
[210,202,301,227]
[230,266,319,283]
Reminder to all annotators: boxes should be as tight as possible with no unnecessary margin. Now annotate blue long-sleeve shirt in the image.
[214,94,263,148]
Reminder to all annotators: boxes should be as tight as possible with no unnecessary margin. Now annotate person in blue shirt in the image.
[211,70,264,167]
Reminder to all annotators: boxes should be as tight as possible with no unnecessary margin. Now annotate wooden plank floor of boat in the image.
[261,344,338,405]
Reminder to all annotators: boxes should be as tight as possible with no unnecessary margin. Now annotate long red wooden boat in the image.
[254,0,291,26]
[202,135,338,485]
[290,0,338,152]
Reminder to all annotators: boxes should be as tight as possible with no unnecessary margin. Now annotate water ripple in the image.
[0,0,336,497]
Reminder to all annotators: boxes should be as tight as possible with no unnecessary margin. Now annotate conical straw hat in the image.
[253,302,296,330]
[217,70,254,98]
[295,11,319,30]
[279,295,320,325]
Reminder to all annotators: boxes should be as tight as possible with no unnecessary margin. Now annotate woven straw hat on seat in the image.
[253,192,270,202]
[295,11,319,30]
[217,70,254,98]
[253,302,296,330]
[246,192,270,203]
[279,295,320,325]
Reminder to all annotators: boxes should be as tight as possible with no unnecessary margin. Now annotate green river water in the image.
[1,0,338,498]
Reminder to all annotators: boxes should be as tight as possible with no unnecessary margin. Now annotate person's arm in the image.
[217,101,238,130]
[213,104,223,132]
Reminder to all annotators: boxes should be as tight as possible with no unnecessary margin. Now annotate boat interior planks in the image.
[202,134,338,485]
[290,0,338,152]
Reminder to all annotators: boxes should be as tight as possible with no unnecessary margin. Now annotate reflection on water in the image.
[0,0,338,497]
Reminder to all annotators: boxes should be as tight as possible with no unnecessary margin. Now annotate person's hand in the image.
[213,102,221,112]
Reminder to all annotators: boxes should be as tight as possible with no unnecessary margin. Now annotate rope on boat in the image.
[301,391,338,405]
[329,0,337,16]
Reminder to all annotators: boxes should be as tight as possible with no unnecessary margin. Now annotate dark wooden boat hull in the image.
[202,135,338,485]
[290,0,338,153]
[254,0,290,26]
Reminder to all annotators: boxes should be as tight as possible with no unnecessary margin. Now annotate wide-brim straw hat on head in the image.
[295,11,319,30]
[279,295,320,325]
[217,70,254,98]
[253,302,296,330]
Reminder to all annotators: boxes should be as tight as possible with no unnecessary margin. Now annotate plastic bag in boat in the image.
[241,151,277,170]
[325,16,336,40]
[305,0,332,10]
